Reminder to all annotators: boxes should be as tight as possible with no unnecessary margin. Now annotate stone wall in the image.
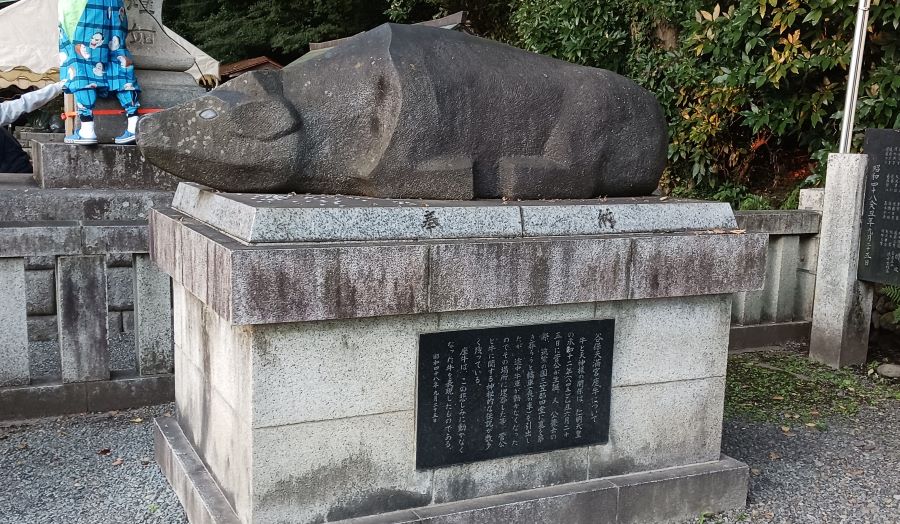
[729,209,822,351]
[0,220,174,420]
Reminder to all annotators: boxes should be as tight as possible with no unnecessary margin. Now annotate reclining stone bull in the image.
[138,22,667,200]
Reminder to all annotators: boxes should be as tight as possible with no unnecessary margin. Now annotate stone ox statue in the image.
[138,23,667,199]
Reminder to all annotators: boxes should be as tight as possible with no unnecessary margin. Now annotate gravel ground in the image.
[2,401,898,523]
[692,399,900,524]
[0,404,187,524]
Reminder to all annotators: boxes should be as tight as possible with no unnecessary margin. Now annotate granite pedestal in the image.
[152,184,767,524]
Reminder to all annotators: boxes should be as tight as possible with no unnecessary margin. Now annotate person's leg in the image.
[66,88,98,144]
[114,90,140,144]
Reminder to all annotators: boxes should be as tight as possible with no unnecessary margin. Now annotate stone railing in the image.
[729,206,822,351]
[0,189,174,421]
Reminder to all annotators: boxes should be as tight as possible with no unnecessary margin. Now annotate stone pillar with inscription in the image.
[92,0,205,140]
[151,183,768,524]
[809,153,874,368]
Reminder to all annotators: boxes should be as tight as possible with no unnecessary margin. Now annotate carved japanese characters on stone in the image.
[138,23,668,199]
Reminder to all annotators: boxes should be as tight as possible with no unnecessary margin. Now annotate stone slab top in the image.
[734,210,821,236]
[173,183,739,244]
[0,173,37,188]
[0,220,149,257]
[0,187,173,222]
[151,206,767,325]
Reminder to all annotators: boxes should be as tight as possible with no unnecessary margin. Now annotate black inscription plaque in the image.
[415,319,614,469]
[859,128,900,285]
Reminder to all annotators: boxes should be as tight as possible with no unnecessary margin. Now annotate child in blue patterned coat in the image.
[59,0,141,145]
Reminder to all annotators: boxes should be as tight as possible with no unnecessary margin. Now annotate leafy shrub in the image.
[664,0,900,192]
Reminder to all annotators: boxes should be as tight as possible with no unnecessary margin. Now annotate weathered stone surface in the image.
[27,315,58,342]
[231,244,430,325]
[252,411,432,523]
[521,201,736,237]
[760,235,800,323]
[734,210,821,235]
[172,184,522,243]
[795,236,820,321]
[811,154,874,368]
[108,311,124,334]
[139,24,667,199]
[125,1,195,71]
[611,456,748,524]
[24,256,55,270]
[32,142,181,191]
[429,237,633,311]
[799,188,825,212]
[0,258,29,386]
[250,314,438,428]
[0,173,36,188]
[107,253,135,267]
[134,255,174,375]
[0,381,87,420]
[0,374,173,421]
[0,188,172,222]
[588,377,725,478]
[413,479,619,524]
[174,285,253,517]
[0,223,82,257]
[596,295,731,387]
[150,210,236,320]
[731,290,763,325]
[877,363,900,379]
[122,310,135,332]
[172,184,736,243]
[729,321,812,352]
[152,208,767,325]
[25,268,56,316]
[57,256,109,383]
[106,266,135,311]
[83,222,149,254]
[157,415,748,524]
[430,447,588,504]
[14,131,64,144]
[154,418,242,524]
[627,233,767,300]
[85,373,174,412]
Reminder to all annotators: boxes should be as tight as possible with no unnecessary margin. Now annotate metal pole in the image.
[839,0,872,153]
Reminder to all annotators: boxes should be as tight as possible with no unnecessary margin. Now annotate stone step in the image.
[0,188,172,221]
[16,131,64,145]
[0,173,38,188]
[32,141,182,191]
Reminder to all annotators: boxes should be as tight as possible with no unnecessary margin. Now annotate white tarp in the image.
[0,0,58,75]
[0,0,218,86]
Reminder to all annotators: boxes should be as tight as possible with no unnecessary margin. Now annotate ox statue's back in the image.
[138,23,668,199]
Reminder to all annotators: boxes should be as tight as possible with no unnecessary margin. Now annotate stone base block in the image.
[32,141,182,191]
[155,418,747,524]
[153,193,763,524]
